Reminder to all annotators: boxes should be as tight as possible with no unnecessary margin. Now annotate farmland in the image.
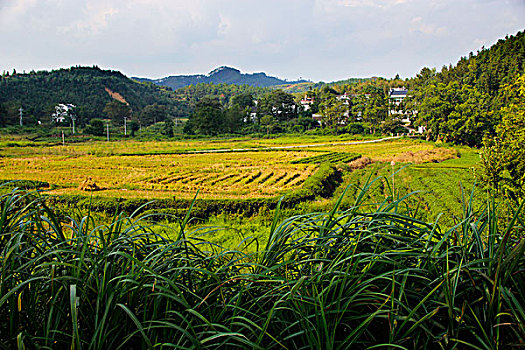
[0,150,316,199]
[1,168,523,349]
[0,135,480,229]
[0,134,516,350]
[0,136,461,200]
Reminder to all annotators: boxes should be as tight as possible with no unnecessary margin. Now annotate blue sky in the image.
[1,0,523,82]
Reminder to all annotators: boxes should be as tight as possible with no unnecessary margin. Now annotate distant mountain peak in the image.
[134,67,308,90]
[207,66,240,76]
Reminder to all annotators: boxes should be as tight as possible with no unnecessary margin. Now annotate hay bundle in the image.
[79,177,101,191]
[348,156,372,170]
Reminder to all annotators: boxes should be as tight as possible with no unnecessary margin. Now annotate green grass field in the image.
[322,147,481,225]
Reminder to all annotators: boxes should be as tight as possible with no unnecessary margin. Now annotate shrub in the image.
[83,118,105,136]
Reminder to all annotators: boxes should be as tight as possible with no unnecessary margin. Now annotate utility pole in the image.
[106,123,110,141]
[71,115,76,134]
[124,117,127,135]
[19,107,23,126]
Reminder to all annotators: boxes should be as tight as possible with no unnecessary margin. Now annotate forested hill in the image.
[135,66,309,90]
[408,30,525,146]
[0,66,181,125]
[415,31,524,96]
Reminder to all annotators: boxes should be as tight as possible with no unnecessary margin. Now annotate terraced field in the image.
[0,136,472,207]
[0,151,316,199]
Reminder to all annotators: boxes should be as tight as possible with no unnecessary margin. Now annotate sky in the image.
[0,0,524,82]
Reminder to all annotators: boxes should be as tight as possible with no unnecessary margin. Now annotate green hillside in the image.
[0,66,182,126]
[408,30,525,146]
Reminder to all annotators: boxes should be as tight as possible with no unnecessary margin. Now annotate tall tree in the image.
[162,118,174,137]
[224,104,246,133]
[257,90,297,122]
[103,100,131,126]
[184,96,224,135]
[139,104,167,126]
[230,93,254,109]
[408,81,492,145]
[361,87,387,132]
[481,74,525,202]
[319,97,347,132]
[0,103,7,126]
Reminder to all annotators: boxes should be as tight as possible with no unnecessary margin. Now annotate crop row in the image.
[291,152,361,164]
[139,168,310,196]
[329,160,479,227]
[0,151,317,199]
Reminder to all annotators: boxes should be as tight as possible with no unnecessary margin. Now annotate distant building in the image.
[312,114,323,125]
[388,88,408,105]
[52,103,76,123]
[300,95,314,111]
[336,92,351,103]
[388,88,412,124]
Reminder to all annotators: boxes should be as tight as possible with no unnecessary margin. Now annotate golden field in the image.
[0,137,450,200]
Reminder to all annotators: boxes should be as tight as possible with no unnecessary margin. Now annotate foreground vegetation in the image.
[1,179,523,349]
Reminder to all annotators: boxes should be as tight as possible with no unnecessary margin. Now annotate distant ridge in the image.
[134,66,309,90]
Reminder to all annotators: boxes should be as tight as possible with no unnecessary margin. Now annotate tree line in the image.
[406,30,524,146]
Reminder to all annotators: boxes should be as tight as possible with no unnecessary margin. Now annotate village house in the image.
[300,95,314,111]
[388,88,411,124]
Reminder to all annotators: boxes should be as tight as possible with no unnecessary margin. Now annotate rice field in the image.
[0,151,318,199]
[320,148,482,227]
[0,136,446,200]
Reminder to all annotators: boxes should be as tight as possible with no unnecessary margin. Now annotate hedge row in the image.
[0,179,51,190]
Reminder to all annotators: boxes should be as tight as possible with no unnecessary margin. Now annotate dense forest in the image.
[0,66,268,128]
[407,30,525,145]
[172,82,268,113]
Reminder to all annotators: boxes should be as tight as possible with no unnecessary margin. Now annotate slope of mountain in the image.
[407,30,525,146]
[134,66,309,90]
[0,66,182,124]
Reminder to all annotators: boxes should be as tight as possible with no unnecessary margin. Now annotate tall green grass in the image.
[0,178,523,349]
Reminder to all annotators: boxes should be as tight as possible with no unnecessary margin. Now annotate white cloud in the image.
[0,0,38,23]
[57,3,118,35]
[410,16,448,36]
[0,0,523,81]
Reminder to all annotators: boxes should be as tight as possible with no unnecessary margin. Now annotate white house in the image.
[388,88,411,124]
[52,103,76,123]
[300,95,314,111]
[388,88,408,106]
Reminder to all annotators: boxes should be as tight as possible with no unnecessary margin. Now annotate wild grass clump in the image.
[0,179,523,349]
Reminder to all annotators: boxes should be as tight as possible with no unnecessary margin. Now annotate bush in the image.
[83,118,105,136]
[342,122,365,134]
[380,119,406,134]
